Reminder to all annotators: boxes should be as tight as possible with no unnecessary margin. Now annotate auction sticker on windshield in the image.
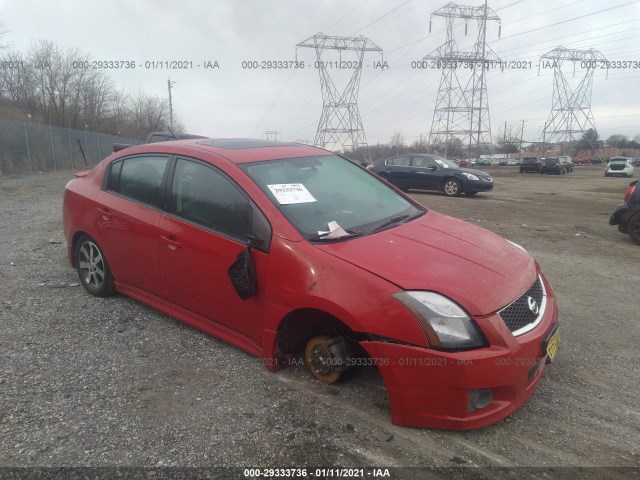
[267,183,317,204]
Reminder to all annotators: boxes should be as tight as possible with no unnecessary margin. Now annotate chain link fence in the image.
[0,117,142,176]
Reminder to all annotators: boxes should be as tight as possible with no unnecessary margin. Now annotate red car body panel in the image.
[316,211,535,316]
[63,139,559,430]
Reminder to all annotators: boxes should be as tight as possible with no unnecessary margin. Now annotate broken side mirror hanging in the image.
[227,248,257,300]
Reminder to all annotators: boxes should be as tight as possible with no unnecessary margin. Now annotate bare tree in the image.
[391,130,404,155]
[494,123,521,154]
[0,39,176,137]
[0,49,36,109]
[606,134,628,147]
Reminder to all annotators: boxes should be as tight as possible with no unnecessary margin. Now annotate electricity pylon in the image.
[263,130,280,141]
[426,1,500,159]
[297,33,382,156]
[540,47,607,152]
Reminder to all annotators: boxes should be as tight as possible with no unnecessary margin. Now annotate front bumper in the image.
[360,276,559,430]
[463,179,493,193]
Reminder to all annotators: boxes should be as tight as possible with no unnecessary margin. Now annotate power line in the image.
[350,0,416,36]
[499,1,640,40]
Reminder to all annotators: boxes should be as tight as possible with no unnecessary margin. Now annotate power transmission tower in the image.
[297,33,382,157]
[426,1,500,159]
[540,47,607,154]
[263,130,280,141]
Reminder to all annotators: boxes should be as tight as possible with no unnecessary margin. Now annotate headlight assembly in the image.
[393,291,487,350]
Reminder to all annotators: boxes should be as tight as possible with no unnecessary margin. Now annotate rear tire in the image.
[75,234,116,297]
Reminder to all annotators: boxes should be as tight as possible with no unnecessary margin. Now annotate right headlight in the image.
[393,291,487,350]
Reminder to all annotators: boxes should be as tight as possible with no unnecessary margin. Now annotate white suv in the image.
[605,157,634,178]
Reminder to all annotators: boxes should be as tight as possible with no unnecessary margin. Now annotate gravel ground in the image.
[0,166,638,478]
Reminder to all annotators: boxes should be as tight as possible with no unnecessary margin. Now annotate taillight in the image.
[624,184,636,203]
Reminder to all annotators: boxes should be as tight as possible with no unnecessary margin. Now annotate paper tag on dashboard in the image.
[267,183,317,205]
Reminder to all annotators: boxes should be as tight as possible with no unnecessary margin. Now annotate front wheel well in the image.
[276,308,362,358]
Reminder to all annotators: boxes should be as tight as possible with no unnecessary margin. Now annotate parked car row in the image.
[519,156,575,175]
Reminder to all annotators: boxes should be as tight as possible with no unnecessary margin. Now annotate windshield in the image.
[242,155,424,239]
[610,160,627,165]
[432,156,458,169]
[545,158,560,164]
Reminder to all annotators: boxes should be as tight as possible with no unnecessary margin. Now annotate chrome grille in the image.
[498,276,546,336]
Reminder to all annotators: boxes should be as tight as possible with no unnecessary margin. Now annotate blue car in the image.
[369,154,493,197]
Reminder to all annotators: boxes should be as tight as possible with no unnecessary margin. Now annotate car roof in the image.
[116,138,332,164]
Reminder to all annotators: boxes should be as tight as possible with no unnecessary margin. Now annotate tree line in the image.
[0,40,183,138]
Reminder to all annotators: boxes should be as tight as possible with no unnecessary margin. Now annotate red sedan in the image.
[63,139,559,430]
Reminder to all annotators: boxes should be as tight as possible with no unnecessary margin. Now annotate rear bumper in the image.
[361,276,559,430]
[609,203,629,226]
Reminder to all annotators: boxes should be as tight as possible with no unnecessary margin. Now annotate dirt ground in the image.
[0,165,638,478]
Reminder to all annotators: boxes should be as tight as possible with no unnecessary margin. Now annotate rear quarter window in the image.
[107,156,169,207]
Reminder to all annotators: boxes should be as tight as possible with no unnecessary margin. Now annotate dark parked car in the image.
[610,180,640,245]
[540,157,566,175]
[62,139,558,430]
[519,157,542,173]
[369,154,493,197]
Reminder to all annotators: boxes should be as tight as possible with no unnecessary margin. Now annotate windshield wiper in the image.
[308,229,364,242]
[372,211,424,233]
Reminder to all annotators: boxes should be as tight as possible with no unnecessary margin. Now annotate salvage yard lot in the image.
[0,166,638,473]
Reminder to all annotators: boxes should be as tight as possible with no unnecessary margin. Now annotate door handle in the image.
[161,235,182,251]
[97,207,111,221]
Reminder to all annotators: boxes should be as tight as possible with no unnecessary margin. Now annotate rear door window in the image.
[412,156,438,168]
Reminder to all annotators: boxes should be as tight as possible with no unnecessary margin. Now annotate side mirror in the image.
[227,247,257,300]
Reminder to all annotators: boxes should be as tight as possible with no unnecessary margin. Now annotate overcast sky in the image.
[2,0,639,146]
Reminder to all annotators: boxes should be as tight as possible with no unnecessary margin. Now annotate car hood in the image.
[315,211,536,316]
